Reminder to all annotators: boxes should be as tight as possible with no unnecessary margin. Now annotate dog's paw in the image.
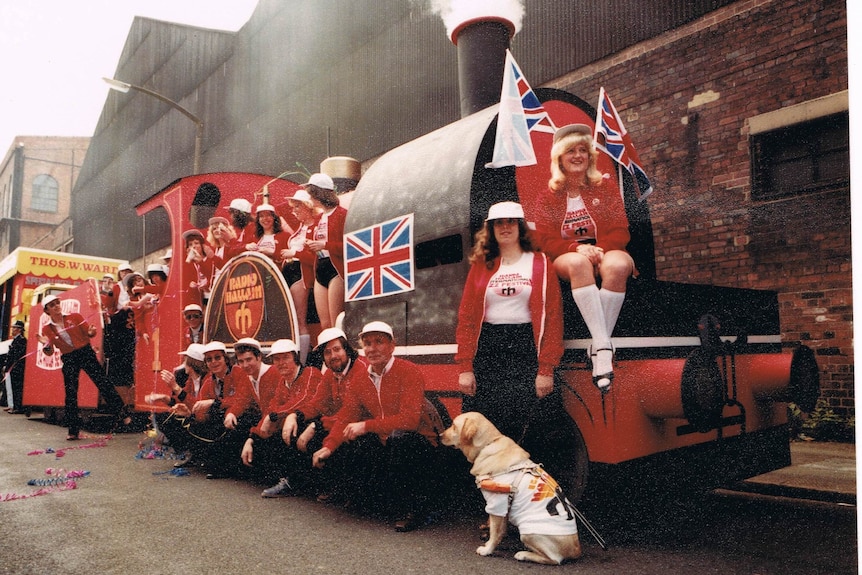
[476,544,495,556]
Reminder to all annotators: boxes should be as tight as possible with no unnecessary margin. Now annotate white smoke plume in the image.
[421,0,525,39]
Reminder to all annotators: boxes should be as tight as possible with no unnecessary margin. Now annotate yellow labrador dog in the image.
[441,411,582,565]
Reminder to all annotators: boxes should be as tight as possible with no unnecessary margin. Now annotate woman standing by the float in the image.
[534,124,634,391]
[455,201,563,442]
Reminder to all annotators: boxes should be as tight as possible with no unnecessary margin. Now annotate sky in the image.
[0,0,259,154]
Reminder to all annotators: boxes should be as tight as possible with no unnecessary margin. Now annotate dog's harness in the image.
[476,460,543,509]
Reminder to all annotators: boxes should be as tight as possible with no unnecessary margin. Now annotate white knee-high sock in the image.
[572,285,614,384]
[599,288,626,337]
[299,334,310,365]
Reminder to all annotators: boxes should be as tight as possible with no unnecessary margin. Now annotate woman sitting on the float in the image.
[533,123,635,391]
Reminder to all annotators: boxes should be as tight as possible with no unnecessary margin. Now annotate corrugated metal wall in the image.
[73,0,733,260]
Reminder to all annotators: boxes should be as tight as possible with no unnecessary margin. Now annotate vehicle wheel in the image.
[525,407,589,504]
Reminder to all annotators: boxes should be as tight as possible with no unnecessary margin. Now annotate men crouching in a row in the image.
[147,321,441,532]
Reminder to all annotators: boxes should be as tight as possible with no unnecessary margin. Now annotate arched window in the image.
[31,174,59,212]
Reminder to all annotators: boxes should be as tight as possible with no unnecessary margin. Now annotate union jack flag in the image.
[486,50,556,168]
[594,87,653,200]
[345,214,414,301]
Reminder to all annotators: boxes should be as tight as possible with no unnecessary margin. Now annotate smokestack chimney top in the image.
[450,16,515,45]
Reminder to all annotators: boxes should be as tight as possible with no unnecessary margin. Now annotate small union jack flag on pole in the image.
[594,87,653,200]
[486,50,556,168]
[345,214,415,301]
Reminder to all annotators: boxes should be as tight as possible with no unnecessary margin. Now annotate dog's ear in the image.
[461,418,477,444]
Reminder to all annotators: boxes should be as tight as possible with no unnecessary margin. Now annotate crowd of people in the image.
[5,125,635,534]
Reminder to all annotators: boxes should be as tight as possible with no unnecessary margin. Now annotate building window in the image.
[31,174,59,212]
[751,112,849,200]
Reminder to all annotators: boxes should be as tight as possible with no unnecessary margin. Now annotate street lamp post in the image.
[103,77,204,174]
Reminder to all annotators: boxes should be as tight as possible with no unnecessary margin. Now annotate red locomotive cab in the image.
[340,89,820,505]
[132,173,303,411]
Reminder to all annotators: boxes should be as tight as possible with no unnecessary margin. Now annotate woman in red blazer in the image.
[533,124,635,391]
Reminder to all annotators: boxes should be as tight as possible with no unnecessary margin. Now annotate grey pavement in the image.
[730,439,857,506]
[0,410,855,574]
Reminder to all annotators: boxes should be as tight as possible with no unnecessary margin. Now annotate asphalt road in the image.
[0,414,856,575]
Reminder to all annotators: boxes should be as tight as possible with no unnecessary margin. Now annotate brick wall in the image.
[549,0,852,417]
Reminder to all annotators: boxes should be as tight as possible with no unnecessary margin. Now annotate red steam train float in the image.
[112,16,819,512]
[124,94,819,509]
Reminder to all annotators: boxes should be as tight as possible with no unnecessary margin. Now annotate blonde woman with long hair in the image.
[534,124,634,391]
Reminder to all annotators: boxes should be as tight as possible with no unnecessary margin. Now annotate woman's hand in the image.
[306,239,325,253]
[574,244,604,266]
[459,371,477,397]
[535,374,553,398]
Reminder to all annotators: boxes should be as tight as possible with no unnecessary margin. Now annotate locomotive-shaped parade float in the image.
[44,13,818,510]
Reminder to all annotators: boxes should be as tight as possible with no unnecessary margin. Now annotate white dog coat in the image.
[479,464,578,536]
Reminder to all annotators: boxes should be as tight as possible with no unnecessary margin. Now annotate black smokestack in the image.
[450,17,515,118]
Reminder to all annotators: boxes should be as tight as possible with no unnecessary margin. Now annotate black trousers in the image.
[61,345,125,434]
[328,431,438,518]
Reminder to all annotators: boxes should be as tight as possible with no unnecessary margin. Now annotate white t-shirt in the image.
[481,467,579,536]
[560,195,597,244]
[484,252,533,325]
[314,210,334,259]
[256,233,277,256]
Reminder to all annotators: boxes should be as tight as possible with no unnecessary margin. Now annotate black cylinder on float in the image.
[680,347,726,433]
[787,345,820,413]
[452,17,514,118]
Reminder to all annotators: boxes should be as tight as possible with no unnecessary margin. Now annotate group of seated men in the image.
[147,321,444,532]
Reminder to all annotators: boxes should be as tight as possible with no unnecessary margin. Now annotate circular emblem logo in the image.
[222,260,264,340]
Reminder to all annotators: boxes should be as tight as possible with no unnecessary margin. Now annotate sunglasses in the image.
[185,314,202,320]
[204,355,225,363]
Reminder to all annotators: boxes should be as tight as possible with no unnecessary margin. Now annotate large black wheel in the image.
[523,396,590,504]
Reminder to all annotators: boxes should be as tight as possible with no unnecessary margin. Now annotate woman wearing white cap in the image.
[534,124,635,391]
[305,173,347,330]
[455,201,563,443]
[279,189,322,362]
[206,216,237,289]
[246,204,291,268]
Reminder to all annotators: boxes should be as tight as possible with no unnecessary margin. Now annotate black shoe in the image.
[206,471,229,480]
[174,457,197,469]
[394,513,421,532]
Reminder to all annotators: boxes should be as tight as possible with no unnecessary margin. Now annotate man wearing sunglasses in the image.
[183,304,204,345]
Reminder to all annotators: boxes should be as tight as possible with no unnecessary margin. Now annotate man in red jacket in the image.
[38,295,128,440]
[312,321,441,532]
[240,338,322,496]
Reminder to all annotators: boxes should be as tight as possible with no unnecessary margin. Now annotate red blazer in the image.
[455,252,563,377]
[225,222,258,260]
[533,176,631,260]
[101,285,120,317]
[296,357,367,431]
[41,313,93,355]
[313,206,347,278]
[199,367,250,415]
[323,357,438,451]
[250,366,323,436]
[228,363,282,419]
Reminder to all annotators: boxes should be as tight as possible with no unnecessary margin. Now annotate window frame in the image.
[30,173,60,213]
